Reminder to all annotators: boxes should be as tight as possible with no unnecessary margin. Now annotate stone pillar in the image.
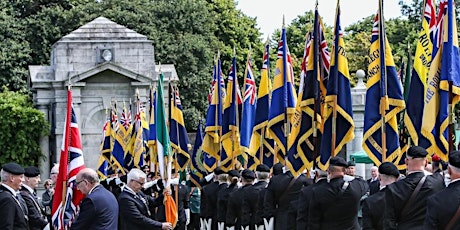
[37,104,51,181]
[349,70,368,178]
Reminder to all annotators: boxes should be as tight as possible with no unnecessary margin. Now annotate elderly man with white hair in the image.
[118,168,173,230]
[367,166,380,195]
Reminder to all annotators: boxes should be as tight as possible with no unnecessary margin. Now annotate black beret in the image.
[256,164,270,172]
[329,157,348,167]
[378,162,399,177]
[214,167,226,175]
[449,151,460,168]
[141,165,149,170]
[228,169,240,178]
[107,169,115,175]
[347,161,356,167]
[407,146,428,159]
[241,169,255,180]
[272,163,284,175]
[2,162,25,175]
[24,166,40,177]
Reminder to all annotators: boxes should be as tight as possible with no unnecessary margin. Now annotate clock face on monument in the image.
[102,49,112,61]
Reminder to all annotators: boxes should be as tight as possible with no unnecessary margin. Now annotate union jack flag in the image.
[228,64,243,104]
[120,106,132,129]
[52,89,85,230]
[244,60,257,105]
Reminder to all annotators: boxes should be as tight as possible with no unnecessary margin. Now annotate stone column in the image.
[37,104,51,181]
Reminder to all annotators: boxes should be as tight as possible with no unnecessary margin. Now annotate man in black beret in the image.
[297,167,328,229]
[217,169,239,229]
[253,164,270,229]
[308,157,368,229]
[20,166,48,230]
[383,146,445,229]
[346,160,357,177]
[201,167,227,230]
[0,162,29,230]
[226,169,258,230]
[362,162,399,230]
[425,150,460,229]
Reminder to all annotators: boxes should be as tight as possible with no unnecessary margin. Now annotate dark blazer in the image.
[20,188,47,230]
[226,184,259,229]
[296,178,327,230]
[308,176,368,230]
[425,180,460,229]
[217,183,238,223]
[253,180,268,225]
[362,187,386,230]
[118,187,163,230]
[383,171,445,230]
[264,171,304,230]
[70,185,118,230]
[0,184,29,230]
[201,181,226,230]
[367,178,380,195]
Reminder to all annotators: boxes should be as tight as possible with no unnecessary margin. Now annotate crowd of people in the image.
[1,144,460,229]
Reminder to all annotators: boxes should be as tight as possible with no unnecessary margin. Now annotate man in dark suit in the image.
[118,168,172,230]
[383,146,445,229]
[20,166,48,230]
[367,166,380,195]
[70,168,118,230]
[296,168,328,230]
[253,164,270,229]
[217,169,239,229]
[226,169,258,230]
[264,165,305,230]
[308,157,368,230]
[362,162,399,230]
[200,167,227,230]
[0,162,29,230]
[425,150,460,229]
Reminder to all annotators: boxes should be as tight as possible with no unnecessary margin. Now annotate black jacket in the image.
[20,187,47,230]
[118,188,164,230]
[362,187,386,230]
[296,178,327,230]
[424,180,460,230]
[0,184,29,230]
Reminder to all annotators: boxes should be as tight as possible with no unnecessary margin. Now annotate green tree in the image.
[0,88,49,166]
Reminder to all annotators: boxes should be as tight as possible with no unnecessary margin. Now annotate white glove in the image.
[205,219,212,230]
[143,179,158,189]
[115,178,123,185]
[169,178,179,185]
[200,218,205,230]
[185,208,190,226]
[255,225,264,230]
[205,173,214,182]
[218,222,225,230]
[225,226,235,230]
[264,217,274,230]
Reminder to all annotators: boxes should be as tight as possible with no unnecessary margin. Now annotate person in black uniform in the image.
[226,169,258,230]
[425,150,460,229]
[362,162,399,230]
[383,146,446,229]
[308,157,368,230]
[0,162,29,230]
[253,164,270,229]
[173,178,189,230]
[296,168,328,230]
[201,167,227,230]
[20,166,48,230]
[217,169,239,230]
[263,165,306,230]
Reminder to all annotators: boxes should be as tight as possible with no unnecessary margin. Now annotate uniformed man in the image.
[217,170,239,230]
[226,169,258,230]
[383,146,445,229]
[20,166,48,230]
[201,167,227,230]
[362,162,399,230]
[253,164,270,229]
[0,162,29,230]
[308,157,368,229]
[264,165,305,230]
[425,150,460,229]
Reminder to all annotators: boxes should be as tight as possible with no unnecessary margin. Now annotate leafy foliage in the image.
[0,88,49,166]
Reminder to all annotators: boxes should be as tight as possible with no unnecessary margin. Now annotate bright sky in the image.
[236,0,405,37]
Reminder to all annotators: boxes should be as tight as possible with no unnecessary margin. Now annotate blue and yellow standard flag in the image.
[268,25,297,159]
[287,6,330,175]
[221,57,240,169]
[203,58,224,172]
[422,0,460,161]
[147,87,157,167]
[131,93,147,169]
[190,122,207,189]
[319,1,354,170]
[249,42,275,170]
[170,85,191,170]
[363,2,405,166]
[404,0,436,150]
[240,52,258,158]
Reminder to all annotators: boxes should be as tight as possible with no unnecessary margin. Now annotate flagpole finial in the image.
[282,15,285,28]
[266,35,270,44]
[233,46,236,57]
[315,0,319,9]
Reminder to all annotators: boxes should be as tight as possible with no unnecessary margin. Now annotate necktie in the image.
[16,193,28,216]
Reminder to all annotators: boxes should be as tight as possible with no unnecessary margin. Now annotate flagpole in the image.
[378,0,388,162]
[216,51,223,169]
[312,1,320,168]
[282,16,291,166]
[330,0,340,158]
[242,47,251,169]
[449,81,454,153]
[60,79,72,216]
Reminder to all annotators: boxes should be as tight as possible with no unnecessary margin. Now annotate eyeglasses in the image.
[75,179,86,186]
[132,180,145,186]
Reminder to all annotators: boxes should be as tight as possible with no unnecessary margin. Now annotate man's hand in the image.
[161,222,173,230]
